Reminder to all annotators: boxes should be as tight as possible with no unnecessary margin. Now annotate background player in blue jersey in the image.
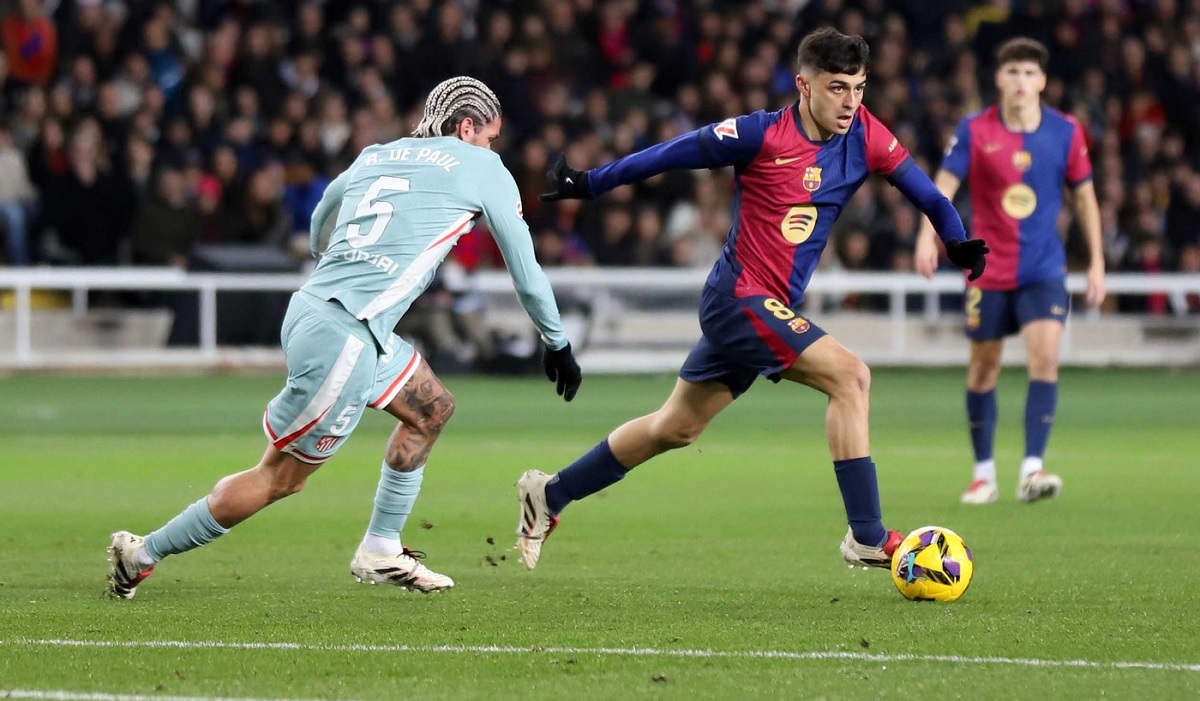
[513,28,988,573]
[107,77,582,599]
[914,38,1106,506]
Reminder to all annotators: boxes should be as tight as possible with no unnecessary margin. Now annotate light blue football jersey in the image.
[302,136,565,351]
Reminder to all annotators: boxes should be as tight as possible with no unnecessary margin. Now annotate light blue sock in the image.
[367,462,424,539]
[144,497,230,562]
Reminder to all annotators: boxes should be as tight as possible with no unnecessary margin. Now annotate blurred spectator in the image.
[131,167,199,268]
[41,118,130,264]
[2,0,57,90]
[0,119,34,264]
[0,0,1189,313]
[225,163,290,245]
[663,171,729,268]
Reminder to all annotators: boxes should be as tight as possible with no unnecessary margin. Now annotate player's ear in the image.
[456,117,476,142]
[795,73,810,98]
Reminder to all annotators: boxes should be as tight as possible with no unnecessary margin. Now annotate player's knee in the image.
[426,389,456,433]
[413,388,456,438]
[852,358,871,396]
[832,354,871,400]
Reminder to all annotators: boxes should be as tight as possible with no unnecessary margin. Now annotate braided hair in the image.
[412,76,502,138]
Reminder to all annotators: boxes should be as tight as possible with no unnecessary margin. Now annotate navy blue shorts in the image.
[679,286,828,398]
[964,280,1069,341]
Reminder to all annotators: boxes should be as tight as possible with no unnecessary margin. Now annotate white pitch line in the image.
[3,638,1199,674]
[0,691,359,701]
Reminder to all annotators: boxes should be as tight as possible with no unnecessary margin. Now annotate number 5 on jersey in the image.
[346,176,410,249]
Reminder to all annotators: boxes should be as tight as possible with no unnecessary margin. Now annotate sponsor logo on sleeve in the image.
[713,118,739,140]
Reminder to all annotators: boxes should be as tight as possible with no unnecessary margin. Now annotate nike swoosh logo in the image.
[774,157,801,165]
[983,144,1001,153]
[565,177,573,184]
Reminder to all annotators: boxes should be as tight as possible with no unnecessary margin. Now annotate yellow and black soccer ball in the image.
[891,526,974,602]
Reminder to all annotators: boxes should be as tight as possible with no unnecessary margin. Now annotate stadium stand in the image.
[0,0,1198,367]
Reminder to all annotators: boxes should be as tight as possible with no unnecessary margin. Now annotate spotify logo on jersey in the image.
[1001,183,1037,220]
[781,205,819,244]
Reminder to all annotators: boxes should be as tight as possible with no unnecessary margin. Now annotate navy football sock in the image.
[966,389,997,463]
[544,439,629,514]
[833,457,887,547]
[1024,380,1058,459]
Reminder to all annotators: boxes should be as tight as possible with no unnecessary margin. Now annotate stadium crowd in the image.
[0,0,1198,315]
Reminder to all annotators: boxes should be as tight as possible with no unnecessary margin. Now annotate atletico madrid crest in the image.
[802,166,822,192]
[315,435,341,453]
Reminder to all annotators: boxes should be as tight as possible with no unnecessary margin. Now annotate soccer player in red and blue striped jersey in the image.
[915,38,1106,506]
[513,28,988,574]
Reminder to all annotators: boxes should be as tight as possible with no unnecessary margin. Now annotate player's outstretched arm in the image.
[542,114,766,202]
[482,164,581,401]
[914,170,963,279]
[889,160,988,281]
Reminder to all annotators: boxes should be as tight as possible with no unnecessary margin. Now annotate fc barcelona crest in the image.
[1012,150,1032,173]
[802,166,822,192]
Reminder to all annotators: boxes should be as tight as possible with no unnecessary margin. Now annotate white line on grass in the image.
[4,638,1199,674]
[0,691,359,701]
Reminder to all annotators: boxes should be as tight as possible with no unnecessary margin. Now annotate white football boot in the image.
[107,531,155,600]
[961,479,1000,505]
[350,547,454,592]
[840,527,904,570]
[515,469,559,570]
[1017,470,1063,503]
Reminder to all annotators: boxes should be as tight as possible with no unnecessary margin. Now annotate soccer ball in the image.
[891,526,974,602]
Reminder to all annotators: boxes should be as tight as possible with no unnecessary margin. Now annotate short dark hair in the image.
[996,37,1049,71]
[796,27,870,75]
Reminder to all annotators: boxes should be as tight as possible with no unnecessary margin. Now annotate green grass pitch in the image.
[1,368,1198,700]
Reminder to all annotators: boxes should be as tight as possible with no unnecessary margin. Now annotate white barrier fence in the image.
[1,267,1199,370]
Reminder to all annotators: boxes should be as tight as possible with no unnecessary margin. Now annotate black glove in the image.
[543,342,582,402]
[539,153,592,202]
[945,238,990,282]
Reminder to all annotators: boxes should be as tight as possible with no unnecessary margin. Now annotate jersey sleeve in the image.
[478,160,567,349]
[1065,117,1093,187]
[587,112,770,196]
[860,106,911,176]
[309,167,352,257]
[938,117,973,179]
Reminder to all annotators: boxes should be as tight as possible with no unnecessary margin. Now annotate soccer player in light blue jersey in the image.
[108,77,582,598]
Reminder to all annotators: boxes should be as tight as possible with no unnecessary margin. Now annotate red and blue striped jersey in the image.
[940,105,1092,291]
[588,103,911,306]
